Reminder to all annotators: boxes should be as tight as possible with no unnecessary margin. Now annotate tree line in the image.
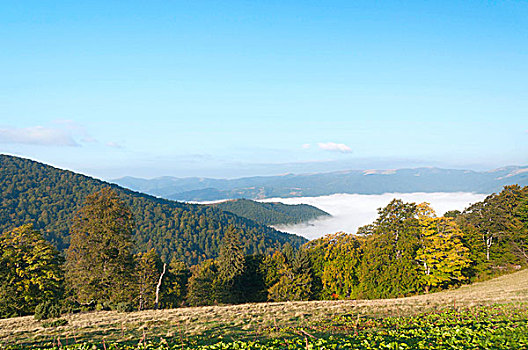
[1,185,527,318]
[186,185,527,304]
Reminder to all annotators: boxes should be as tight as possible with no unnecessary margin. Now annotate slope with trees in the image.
[211,198,330,226]
[0,155,307,266]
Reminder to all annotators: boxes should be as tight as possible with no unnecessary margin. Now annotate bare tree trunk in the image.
[155,263,167,310]
[486,235,493,261]
[394,230,402,259]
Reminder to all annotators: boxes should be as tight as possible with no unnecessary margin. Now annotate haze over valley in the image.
[261,192,488,239]
[114,166,525,239]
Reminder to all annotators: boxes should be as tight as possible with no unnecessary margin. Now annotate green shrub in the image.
[59,299,80,315]
[115,302,135,313]
[34,301,61,320]
[95,301,114,311]
[80,306,92,313]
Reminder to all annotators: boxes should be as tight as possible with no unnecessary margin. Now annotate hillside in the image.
[210,199,330,226]
[0,155,306,265]
[113,166,528,201]
[1,268,526,346]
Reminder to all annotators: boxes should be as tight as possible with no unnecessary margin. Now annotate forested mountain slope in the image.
[114,166,528,201]
[210,199,330,226]
[0,155,306,264]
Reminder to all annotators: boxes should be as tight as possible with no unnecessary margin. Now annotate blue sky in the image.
[1,1,527,179]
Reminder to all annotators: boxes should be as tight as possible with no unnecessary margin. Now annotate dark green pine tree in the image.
[65,188,137,305]
[186,259,217,306]
[215,225,245,303]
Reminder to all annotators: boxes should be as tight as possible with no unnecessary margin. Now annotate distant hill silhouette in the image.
[114,166,528,201]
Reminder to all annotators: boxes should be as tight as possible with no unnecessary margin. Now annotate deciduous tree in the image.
[416,204,471,292]
[0,224,63,317]
[161,260,191,308]
[65,188,136,305]
[136,249,163,310]
[358,199,422,298]
[461,185,527,272]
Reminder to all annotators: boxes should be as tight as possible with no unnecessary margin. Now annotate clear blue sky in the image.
[1,1,527,179]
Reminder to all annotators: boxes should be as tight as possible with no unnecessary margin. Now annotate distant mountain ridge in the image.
[209,199,330,226]
[0,155,307,265]
[113,166,528,201]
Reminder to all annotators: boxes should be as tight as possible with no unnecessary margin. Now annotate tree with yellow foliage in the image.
[0,224,63,317]
[416,203,471,292]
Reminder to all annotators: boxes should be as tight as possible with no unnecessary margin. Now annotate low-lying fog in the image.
[259,192,488,240]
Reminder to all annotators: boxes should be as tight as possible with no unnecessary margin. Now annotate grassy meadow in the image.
[1,269,527,349]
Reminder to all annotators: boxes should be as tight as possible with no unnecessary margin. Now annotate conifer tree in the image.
[217,225,245,281]
[236,255,267,303]
[66,188,136,305]
[264,250,313,301]
[186,259,217,306]
[215,225,245,303]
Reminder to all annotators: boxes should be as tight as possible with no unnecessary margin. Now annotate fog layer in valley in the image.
[260,192,488,240]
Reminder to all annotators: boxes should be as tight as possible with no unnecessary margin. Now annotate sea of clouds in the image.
[259,192,488,240]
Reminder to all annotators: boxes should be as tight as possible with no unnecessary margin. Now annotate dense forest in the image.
[1,179,526,319]
[210,199,330,226]
[181,184,528,304]
[0,155,306,265]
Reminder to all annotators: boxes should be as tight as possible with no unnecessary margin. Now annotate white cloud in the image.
[53,119,97,144]
[318,142,352,153]
[301,143,311,149]
[81,137,97,143]
[0,126,79,146]
[261,192,487,240]
[106,141,123,148]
